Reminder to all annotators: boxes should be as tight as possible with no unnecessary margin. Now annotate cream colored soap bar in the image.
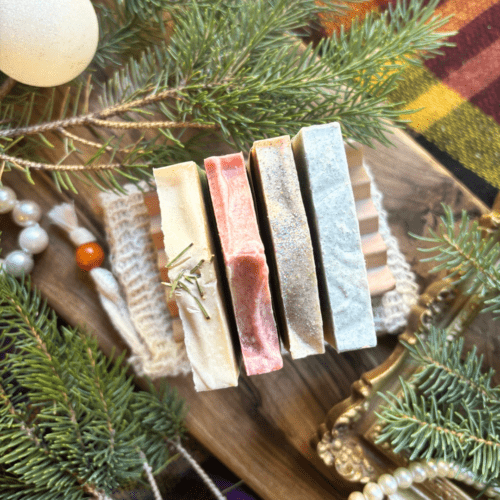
[153,162,239,391]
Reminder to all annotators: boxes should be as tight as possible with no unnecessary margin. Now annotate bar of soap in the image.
[250,136,324,359]
[153,162,239,391]
[291,123,376,352]
[204,153,283,376]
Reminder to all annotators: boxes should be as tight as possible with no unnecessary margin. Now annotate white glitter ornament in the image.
[0,0,99,87]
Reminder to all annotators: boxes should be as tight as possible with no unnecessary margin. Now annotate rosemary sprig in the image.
[176,282,210,320]
[165,242,193,269]
[162,244,210,319]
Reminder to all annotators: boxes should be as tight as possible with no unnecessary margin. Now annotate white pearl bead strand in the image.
[347,459,500,500]
[0,186,49,277]
[0,186,17,213]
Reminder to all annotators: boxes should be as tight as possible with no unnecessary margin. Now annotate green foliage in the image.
[377,327,500,485]
[0,270,185,497]
[131,381,186,474]
[413,204,500,316]
[93,4,153,68]
[376,208,500,486]
[402,328,499,409]
[320,0,454,143]
[0,0,454,191]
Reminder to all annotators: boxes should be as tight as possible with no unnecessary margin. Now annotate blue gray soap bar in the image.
[291,123,376,352]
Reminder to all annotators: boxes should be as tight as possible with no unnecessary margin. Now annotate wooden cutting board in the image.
[1,127,488,500]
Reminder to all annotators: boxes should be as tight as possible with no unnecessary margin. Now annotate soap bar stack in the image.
[154,122,377,391]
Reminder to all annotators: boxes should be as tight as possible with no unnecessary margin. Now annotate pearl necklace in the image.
[348,459,500,500]
[0,186,49,276]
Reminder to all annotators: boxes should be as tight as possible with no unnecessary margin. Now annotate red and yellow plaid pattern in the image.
[321,0,500,190]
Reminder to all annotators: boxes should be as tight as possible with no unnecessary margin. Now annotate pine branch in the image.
[377,379,500,481]
[0,271,185,497]
[402,327,500,409]
[0,86,200,138]
[92,5,152,69]
[0,0,454,191]
[0,153,122,172]
[2,280,85,446]
[412,205,500,315]
[377,328,500,484]
[130,380,186,474]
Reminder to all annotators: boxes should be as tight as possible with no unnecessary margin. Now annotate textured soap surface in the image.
[291,123,376,352]
[250,136,324,359]
[204,153,283,375]
[153,162,239,391]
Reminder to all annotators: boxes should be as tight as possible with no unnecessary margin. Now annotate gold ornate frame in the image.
[315,272,490,499]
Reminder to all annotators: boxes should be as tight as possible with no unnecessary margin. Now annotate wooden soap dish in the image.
[345,143,396,297]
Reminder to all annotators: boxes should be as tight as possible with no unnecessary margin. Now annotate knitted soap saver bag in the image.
[99,183,190,379]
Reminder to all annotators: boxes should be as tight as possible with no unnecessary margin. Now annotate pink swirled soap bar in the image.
[204,153,283,376]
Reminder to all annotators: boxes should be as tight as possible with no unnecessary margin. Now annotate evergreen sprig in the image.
[413,204,500,316]
[378,379,500,480]
[0,0,454,191]
[402,326,500,410]
[377,328,500,484]
[0,270,185,498]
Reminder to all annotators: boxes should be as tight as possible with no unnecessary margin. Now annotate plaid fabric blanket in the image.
[321,0,500,191]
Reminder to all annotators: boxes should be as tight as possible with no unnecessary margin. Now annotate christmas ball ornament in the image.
[4,250,34,277]
[76,242,105,271]
[19,224,50,254]
[12,200,42,227]
[0,186,17,214]
[0,0,99,87]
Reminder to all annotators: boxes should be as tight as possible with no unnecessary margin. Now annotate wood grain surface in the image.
[1,127,489,500]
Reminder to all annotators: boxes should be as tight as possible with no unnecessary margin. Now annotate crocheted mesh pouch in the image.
[100,184,190,378]
[364,163,419,333]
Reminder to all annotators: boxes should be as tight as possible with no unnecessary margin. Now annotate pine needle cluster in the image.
[0,270,185,499]
[377,327,500,486]
[413,204,500,317]
[376,207,500,486]
[0,0,454,191]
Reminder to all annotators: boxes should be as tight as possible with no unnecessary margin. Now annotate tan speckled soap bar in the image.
[250,136,324,359]
[153,162,239,391]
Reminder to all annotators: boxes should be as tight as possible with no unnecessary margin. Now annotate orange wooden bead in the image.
[76,242,105,271]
